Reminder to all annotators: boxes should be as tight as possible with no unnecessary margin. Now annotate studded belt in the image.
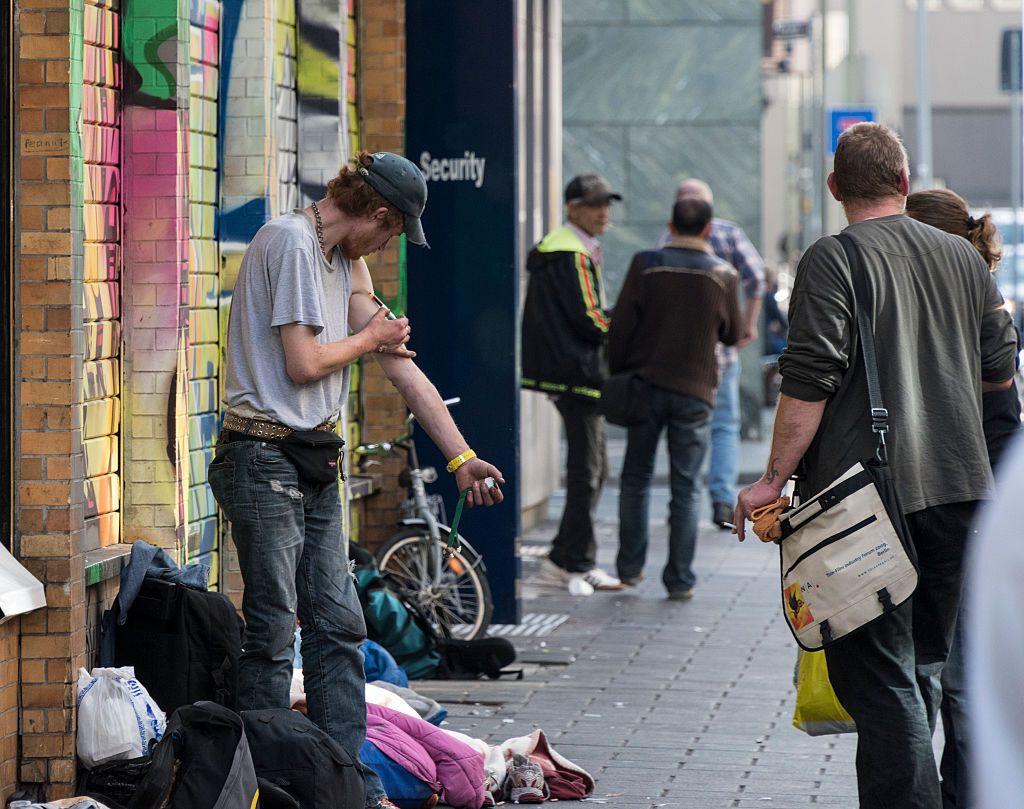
[222,412,338,440]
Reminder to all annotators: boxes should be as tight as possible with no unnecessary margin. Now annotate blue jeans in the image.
[616,384,711,593]
[208,438,386,808]
[708,355,740,505]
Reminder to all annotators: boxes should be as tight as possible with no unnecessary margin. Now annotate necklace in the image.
[311,200,328,260]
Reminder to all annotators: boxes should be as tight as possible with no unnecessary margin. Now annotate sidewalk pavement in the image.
[415,434,865,808]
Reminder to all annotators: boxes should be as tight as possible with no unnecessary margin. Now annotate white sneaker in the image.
[582,567,625,591]
[538,559,595,596]
[567,575,596,597]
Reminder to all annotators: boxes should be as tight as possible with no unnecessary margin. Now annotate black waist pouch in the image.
[276,430,346,485]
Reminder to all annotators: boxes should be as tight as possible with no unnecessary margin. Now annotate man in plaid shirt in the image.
[659,179,766,528]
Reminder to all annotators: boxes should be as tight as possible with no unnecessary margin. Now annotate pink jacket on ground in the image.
[366,703,485,809]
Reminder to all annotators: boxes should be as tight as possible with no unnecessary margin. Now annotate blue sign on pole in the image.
[829,107,877,154]
[405,1,520,624]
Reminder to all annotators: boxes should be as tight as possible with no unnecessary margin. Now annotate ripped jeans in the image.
[208,437,385,808]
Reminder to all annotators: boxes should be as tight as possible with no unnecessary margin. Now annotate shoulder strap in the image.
[835,233,890,464]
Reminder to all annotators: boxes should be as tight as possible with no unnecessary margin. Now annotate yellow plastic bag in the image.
[792,649,856,736]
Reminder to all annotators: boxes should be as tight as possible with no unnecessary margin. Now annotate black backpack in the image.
[128,701,259,809]
[440,636,518,680]
[110,577,244,713]
[242,708,363,809]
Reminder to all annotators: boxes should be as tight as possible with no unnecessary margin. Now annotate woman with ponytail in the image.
[907,188,1002,270]
[906,188,1020,809]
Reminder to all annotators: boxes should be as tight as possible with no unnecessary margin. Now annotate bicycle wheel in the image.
[375,528,493,639]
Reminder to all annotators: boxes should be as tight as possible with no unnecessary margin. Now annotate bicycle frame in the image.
[355,398,463,591]
[402,438,446,590]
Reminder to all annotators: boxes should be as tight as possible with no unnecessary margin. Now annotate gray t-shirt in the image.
[223,210,352,430]
[779,214,1017,514]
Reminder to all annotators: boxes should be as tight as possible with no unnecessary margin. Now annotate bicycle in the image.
[355,398,494,639]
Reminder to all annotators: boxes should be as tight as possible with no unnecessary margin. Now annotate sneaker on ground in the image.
[620,573,644,587]
[582,567,625,591]
[507,753,548,804]
[567,575,595,596]
[667,588,694,601]
[539,559,595,595]
[712,501,734,529]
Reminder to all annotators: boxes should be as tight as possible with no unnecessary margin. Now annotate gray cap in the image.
[358,152,430,247]
[564,174,623,206]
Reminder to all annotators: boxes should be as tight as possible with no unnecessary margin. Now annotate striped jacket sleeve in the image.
[557,251,610,342]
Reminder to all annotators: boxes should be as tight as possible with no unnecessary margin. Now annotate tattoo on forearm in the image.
[765,457,780,484]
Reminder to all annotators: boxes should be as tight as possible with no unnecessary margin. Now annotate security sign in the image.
[829,107,877,154]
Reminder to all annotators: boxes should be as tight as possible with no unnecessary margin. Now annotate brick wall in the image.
[0,621,19,802]
[358,0,408,549]
[16,0,88,795]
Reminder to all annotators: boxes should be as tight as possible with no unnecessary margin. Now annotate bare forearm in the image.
[745,297,763,335]
[309,332,374,380]
[281,323,375,385]
[377,355,469,460]
[762,394,827,491]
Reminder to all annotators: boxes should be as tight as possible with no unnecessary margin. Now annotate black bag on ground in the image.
[440,636,517,680]
[112,577,244,714]
[242,708,363,809]
[599,372,650,426]
[128,701,259,809]
[78,756,150,807]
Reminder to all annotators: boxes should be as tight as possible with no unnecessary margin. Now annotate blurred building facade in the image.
[762,0,1023,268]
[559,1,767,438]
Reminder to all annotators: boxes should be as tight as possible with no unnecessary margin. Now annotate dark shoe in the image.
[712,501,733,529]
[667,589,694,601]
[620,573,645,587]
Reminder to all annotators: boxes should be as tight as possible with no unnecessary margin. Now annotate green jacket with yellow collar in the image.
[521,226,609,399]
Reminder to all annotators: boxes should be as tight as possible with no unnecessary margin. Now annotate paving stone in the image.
[463,465,863,808]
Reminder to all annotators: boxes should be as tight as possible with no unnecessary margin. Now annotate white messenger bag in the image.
[778,234,919,651]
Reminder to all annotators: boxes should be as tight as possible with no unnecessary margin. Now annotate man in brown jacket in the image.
[610,197,742,599]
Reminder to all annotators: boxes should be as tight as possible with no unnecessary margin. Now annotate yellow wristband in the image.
[446,449,477,474]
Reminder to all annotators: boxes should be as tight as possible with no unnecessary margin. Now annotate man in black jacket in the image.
[521,174,624,595]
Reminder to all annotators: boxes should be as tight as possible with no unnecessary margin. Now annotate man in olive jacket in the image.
[521,174,624,595]
[734,123,1017,809]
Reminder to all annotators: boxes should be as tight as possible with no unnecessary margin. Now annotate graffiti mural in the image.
[82,0,123,550]
[120,0,191,555]
[296,0,344,206]
[187,0,222,583]
[276,0,299,214]
[69,0,363,567]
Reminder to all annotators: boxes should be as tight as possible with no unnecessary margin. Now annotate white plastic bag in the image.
[76,667,166,768]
